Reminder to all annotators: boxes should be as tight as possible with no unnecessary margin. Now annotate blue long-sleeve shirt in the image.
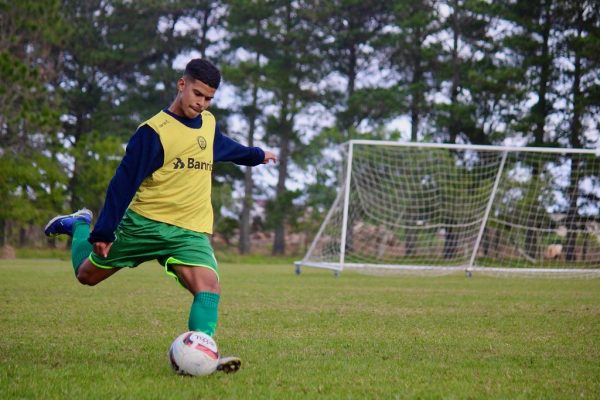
[89,108,265,243]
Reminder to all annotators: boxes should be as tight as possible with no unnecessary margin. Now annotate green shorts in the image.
[89,210,219,282]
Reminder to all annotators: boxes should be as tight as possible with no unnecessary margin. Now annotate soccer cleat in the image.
[216,356,241,374]
[44,208,93,237]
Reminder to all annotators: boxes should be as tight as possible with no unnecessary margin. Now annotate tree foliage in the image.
[1,0,598,256]
[0,0,69,245]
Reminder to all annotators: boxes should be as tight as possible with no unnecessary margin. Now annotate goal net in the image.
[296,141,600,277]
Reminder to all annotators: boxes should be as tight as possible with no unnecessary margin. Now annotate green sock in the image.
[188,291,220,336]
[71,221,92,274]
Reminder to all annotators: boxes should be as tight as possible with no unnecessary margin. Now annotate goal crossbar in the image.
[347,140,600,155]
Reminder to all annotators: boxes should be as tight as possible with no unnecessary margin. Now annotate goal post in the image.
[295,140,600,277]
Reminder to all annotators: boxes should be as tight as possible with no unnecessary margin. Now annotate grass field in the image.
[0,259,598,399]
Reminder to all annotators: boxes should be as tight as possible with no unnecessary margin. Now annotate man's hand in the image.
[93,241,113,258]
[263,150,278,164]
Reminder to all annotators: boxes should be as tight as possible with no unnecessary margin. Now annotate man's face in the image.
[177,77,217,118]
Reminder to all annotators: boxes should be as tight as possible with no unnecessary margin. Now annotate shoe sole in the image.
[216,358,241,374]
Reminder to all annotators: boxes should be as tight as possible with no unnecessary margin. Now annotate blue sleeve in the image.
[88,125,164,243]
[214,123,265,166]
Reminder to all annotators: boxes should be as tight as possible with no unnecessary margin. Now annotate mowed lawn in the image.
[0,259,598,399]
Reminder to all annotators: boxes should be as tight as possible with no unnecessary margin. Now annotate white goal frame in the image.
[295,140,600,277]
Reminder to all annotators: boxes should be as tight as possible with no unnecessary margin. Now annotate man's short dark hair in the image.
[184,58,221,89]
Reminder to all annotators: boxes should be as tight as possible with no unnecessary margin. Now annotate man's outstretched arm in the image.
[214,124,277,165]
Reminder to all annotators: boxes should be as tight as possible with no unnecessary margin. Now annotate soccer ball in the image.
[168,331,219,376]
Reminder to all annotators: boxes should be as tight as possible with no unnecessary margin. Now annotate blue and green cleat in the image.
[44,208,93,237]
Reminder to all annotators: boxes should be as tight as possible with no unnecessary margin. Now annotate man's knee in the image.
[75,259,116,286]
[174,265,220,294]
[191,269,220,294]
[76,267,100,286]
[201,274,220,293]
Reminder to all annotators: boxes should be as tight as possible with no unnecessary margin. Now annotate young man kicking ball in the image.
[45,58,277,374]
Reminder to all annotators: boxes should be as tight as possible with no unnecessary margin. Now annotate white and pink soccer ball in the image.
[169,331,219,376]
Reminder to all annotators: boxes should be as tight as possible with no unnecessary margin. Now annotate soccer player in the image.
[44,58,277,374]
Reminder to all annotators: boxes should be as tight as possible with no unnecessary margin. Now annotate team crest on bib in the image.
[197,136,207,151]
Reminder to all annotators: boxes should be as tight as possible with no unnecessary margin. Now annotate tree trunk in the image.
[69,108,85,211]
[532,0,552,146]
[341,45,358,253]
[239,75,260,254]
[525,229,538,260]
[0,219,5,247]
[405,227,417,257]
[449,2,460,144]
[444,7,462,256]
[565,8,584,262]
[19,225,27,248]
[272,103,291,256]
[525,1,552,259]
[272,163,288,255]
[239,167,253,254]
[443,224,459,259]
[410,27,423,142]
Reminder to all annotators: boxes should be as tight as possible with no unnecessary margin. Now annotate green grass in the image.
[14,247,71,259]
[0,259,598,399]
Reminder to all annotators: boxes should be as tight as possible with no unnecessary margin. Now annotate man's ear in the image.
[177,77,186,92]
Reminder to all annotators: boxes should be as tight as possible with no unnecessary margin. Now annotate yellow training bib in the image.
[129,110,216,234]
